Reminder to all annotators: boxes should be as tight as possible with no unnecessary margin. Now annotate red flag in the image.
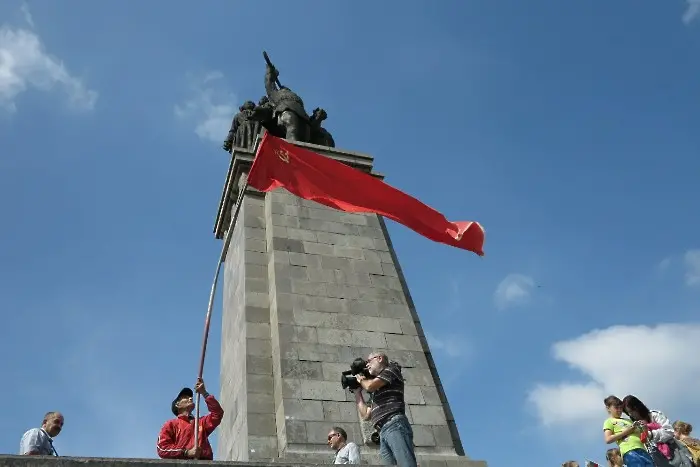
[247,134,485,256]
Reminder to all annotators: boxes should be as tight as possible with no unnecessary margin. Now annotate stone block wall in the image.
[214,142,485,467]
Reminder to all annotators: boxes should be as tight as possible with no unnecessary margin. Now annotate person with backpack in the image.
[622,395,694,467]
[673,421,700,466]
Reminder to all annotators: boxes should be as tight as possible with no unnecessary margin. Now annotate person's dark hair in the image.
[622,395,651,422]
[331,426,347,441]
[604,395,623,408]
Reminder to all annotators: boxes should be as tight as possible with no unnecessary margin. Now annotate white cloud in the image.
[0,17,97,113]
[20,2,34,28]
[494,273,535,310]
[683,0,700,24]
[426,332,470,358]
[528,323,700,432]
[174,71,236,144]
[683,249,700,287]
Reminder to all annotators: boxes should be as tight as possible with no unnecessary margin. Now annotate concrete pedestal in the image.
[213,141,486,467]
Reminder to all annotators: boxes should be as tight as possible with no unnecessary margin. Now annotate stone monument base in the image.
[0,456,486,467]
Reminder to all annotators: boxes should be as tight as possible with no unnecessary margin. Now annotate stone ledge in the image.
[0,456,486,467]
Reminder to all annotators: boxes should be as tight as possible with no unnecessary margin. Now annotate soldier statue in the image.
[256,53,311,143]
[309,108,335,148]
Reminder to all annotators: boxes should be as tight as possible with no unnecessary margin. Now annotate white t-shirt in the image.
[334,442,361,464]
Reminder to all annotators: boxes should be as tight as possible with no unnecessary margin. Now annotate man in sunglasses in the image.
[354,352,416,467]
[327,426,360,464]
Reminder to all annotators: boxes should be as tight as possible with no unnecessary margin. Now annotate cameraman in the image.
[354,352,417,467]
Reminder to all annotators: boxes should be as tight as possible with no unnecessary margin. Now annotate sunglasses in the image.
[328,433,339,441]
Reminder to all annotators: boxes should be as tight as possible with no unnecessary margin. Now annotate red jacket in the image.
[156,395,224,460]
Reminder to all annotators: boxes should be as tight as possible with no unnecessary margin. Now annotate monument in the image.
[214,52,486,467]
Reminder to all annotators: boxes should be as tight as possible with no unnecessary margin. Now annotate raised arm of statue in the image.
[265,65,280,100]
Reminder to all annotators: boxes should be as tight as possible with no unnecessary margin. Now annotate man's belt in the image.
[374,412,402,432]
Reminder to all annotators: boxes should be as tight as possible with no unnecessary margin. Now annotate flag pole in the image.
[193,134,263,454]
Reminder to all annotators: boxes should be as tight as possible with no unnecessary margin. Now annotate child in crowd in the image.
[602,395,654,467]
[605,448,623,467]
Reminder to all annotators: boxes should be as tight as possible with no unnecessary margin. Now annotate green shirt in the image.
[603,417,645,456]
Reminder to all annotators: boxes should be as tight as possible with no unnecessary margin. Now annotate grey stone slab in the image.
[282,419,308,444]
[247,238,267,253]
[247,322,271,339]
[317,328,354,346]
[272,237,305,253]
[274,263,309,281]
[245,292,270,308]
[385,334,422,351]
[421,386,444,405]
[300,380,348,401]
[271,213,301,228]
[411,405,448,426]
[369,274,402,290]
[301,241,335,256]
[349,330,387,348]
[245,250,269,266]
[278,324,318,343]
[245,278,269,294]
[319,255,352,271]
[403,368,438,386]
[325,284,360,299]
[405,385,426,404]
[413,424,437,447]
[334,246,364,259]
[248,392,275,414]
[322,400,360,423]
[299,218,359,235]
[247,374,274,394]
[248,435,279,459]
[290,280,327,296]
[246,338,273,357]
[280,359,323,380]
[245,226,267,240]
[245,305,270,323]
[399,319,419,335]
[433,425,455,447]
[246,355,273,375]
[306,268,336,283]
[286,227,317,242]
[288,252,322,268]
[283,398,324,421]
[351,259,384,275]
[321,362,349,381]
[334,269,372,286]
[381,262,399,277]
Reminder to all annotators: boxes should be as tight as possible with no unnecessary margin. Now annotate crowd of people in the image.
[562,396,700,467]
[18,351,416,466]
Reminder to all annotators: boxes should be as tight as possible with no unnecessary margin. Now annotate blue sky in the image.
[1,1,700,465]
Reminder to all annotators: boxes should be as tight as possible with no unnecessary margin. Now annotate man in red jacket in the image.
[156,378,224,460]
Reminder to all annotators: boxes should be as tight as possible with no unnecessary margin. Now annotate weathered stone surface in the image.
[0,455,488,467]
[213,144,484,465]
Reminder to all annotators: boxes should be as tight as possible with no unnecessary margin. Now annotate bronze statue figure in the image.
[309,108,335,148]
[223,100,262,152]
[221,51,336,153]
[260,53,310,143]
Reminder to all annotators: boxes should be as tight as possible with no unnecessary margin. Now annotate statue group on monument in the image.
[222,52,335,153]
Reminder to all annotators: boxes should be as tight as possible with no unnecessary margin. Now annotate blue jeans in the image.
[623,448,654,467]
[378,414,417,467]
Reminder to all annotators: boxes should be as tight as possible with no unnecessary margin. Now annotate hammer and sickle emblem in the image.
[275,148,290,163]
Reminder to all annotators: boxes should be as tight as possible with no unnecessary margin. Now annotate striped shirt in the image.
[370,361,405,427]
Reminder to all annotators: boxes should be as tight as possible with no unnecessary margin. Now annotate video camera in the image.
[340,357,372,391]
